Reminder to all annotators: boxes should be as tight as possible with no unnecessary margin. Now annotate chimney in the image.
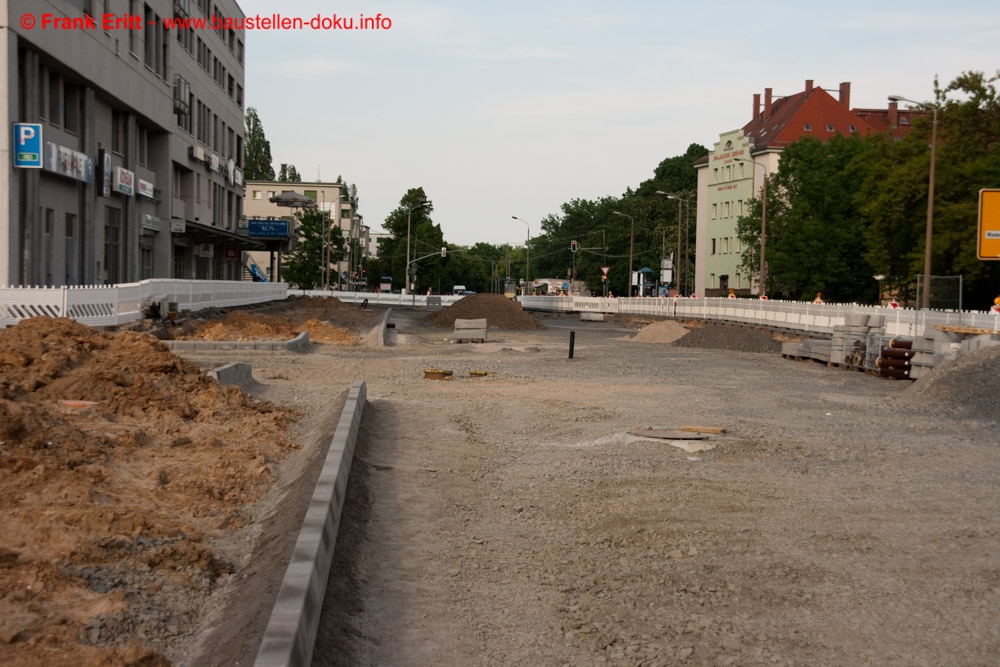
[839,81,851,109]
[764,87,773,117]
[888,101,898,129]
[805,79,814,94]
[753,93,760,119]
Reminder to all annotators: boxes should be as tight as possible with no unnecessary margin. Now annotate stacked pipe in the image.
[876,338,915,379]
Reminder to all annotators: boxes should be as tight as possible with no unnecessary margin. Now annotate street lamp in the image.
[405,201,431,294]
[889,94,939,309]
[735,157,769,296]
[511,216,531,292]
[655,191,688,295]
[612,211,634,296]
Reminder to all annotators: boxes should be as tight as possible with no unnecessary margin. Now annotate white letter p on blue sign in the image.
[13,123,43,168]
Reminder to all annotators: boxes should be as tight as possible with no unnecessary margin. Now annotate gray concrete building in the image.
[1,0,255,287]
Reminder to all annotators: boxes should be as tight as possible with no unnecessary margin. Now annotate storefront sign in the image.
[100,150,112,197]
[247,219,289,238]
[224,246,240,260]
[197,243,215,258]
[170,217,186,233]
[42,142,94,182]
[138,178,155,198]
[113,166,134,196]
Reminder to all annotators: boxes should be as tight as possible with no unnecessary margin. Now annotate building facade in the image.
[243,180,367,287]
[2,0,253,287]
[694,80,921,297]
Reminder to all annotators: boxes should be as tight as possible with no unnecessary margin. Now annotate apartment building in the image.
[694,80,922,297]
[243,180,366,287]
[1,0,252,287]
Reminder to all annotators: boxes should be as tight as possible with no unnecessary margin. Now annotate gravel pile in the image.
[890,344,1000,416]
[671,322,783,353]
[424,293,546,330]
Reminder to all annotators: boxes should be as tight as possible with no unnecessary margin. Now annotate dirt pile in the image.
[629,319,690,344]
[0,317,299,665]
[171,296,367,345]
[890,344,1000,416]
[425,293,546,330]
[671,322,783,353]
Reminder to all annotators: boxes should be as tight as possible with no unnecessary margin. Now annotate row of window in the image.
[172,165,243,230]
[711,200,745,219]
[709,237,741,255]
[174,76,243,166]
[713,163,747,184]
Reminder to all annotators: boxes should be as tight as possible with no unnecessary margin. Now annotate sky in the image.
[235,0,999,248]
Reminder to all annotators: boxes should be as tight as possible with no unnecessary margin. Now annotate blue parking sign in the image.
[13,123,43,168]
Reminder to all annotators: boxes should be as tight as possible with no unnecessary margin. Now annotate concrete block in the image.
[843,313,868,327]
[580,312,604,322]
[866,314,885,328]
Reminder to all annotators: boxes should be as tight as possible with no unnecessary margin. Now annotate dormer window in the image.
[826,124,834,132]
[849,125,857,133]
[804,124,812,131]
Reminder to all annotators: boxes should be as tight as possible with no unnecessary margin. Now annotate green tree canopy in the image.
[277,164,301,182]
[243,107,274,181]
[281,208,345,289]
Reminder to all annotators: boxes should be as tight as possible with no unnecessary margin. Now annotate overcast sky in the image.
[235,0,999,247]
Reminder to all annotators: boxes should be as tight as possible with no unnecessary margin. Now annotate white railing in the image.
[0,279,287,329]
[519,295,1000,338]
[4,283,998,338]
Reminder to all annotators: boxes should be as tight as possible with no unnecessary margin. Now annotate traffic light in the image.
[570,240,578,253]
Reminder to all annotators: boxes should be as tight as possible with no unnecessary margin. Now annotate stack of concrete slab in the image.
[780,338,832,363]
[830,313,885,369]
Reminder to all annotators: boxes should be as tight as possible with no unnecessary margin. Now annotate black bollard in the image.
[361,297,369,310]
[568,330,576,359]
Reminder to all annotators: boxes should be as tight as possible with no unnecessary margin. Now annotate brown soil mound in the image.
[175,297,364,345]
[630,320,690,344]
[671,322,783,353]
[425,294,546,330]
[0,317,299,665]
[890,344,1000,417]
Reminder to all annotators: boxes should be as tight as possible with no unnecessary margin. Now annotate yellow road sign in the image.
[978,189,1000,260]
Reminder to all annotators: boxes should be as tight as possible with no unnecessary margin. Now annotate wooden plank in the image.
[628,430,710,440]
[680,426,726,434]
[935,324,1000,335]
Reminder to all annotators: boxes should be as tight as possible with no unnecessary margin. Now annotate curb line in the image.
[253,379,367,667]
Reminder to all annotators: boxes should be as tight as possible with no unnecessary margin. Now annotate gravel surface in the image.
[6,298,996,666]
[226,305,997,667]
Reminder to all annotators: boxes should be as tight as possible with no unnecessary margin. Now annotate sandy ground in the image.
[2,295,998,666]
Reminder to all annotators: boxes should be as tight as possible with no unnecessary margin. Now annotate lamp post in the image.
[511,216,531,292]
[889,94,939,309]
[735,157,769,296]
[405,201,431,294]
[611,211,634,296]
[655,191,688,295]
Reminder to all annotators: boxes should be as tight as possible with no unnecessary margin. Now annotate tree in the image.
[244,107,274,181]
[737,134,877,302]
[281,208,345,289]
[277,164,302,182]
[379,188,434,288]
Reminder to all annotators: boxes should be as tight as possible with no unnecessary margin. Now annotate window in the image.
[49,73,61,126]
[176,16,192,52]
[228,29,235,52]
[137,126,148,166]
[104,207,121,284]
[174,75,191,132]
[724,201,730,218]
[304,190,318,201]
[64,85,80,134]
[236,135,243,166]
[235,84,244,108]
[803,123,812,131]
[237,40,244,64]
[712,203,717,219]
[826,124,834,132]
[253,190,261,200]
[112,109,124,153]
[144,4,156,68]
[129,0,138,54]
[711,239,716,255]
[849,125,857,133]
[723,237,730,253]
[713,168,719,183]
[228,75,235,98]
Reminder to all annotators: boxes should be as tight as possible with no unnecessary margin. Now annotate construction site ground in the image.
[1,294,998,666]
